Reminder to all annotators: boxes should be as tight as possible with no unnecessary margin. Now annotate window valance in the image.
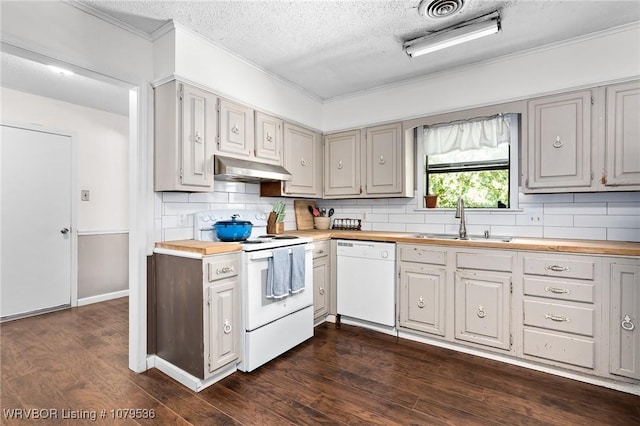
[424,115,511,156]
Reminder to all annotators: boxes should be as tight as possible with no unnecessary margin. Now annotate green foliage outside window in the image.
[428,169,509,208]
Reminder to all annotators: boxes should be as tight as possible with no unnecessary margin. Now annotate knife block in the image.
[266,212,284,234]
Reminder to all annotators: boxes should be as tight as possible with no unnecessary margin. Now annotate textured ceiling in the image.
[79,0,640,100]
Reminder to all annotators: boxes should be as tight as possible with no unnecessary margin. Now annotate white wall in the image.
[322,24,640,131]
[1,88,129,231]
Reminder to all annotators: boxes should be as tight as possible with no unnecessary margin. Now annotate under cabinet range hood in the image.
[214,155,292,183]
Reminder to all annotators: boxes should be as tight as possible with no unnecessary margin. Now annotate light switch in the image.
[81,190,90,201]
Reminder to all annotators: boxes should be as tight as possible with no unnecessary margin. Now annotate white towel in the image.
[290,245,306,293]
[266,247,291,299]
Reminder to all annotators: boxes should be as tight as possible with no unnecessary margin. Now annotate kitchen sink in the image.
[412,233,513,243]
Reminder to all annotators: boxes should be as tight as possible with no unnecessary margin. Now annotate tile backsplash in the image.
[156,181,640,243]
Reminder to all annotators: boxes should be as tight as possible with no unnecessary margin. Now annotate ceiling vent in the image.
[418,0,466,19]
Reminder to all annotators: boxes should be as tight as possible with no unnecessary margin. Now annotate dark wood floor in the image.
[2,297,639,425]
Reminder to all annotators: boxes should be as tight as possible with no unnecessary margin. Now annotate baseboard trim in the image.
[152,355,237,392]
[77,289,129,306]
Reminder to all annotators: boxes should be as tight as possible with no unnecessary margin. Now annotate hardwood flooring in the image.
[2,297,638,425]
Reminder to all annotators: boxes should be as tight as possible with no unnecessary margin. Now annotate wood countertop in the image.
[154,239,242,255]
[154,232,640,257]
[282,230,640,256]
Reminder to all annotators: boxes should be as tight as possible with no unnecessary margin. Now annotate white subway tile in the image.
[162,192,190,202]
[163,227,194,241]
[357,198,389,206]
[245,183,260,194]
[373,205,411,214]
[214,181,246,193]
[575,215,640,228]
[406,224,445,233]
[541,215,573,227]
[373,222,407,232]
[188,192,228,203]
[543,227,606,240]
[340,206,372,214]
[544,203,606,215]
[155,193,163,219]
[510,226,543,238]
[364,213,389,222]
[389,214,425,224]
[575,192,640,202]
[607,202,640,215]
[467,214,516,226]
[229,192,262,204]
[162,215,178,228]
[423,213,457,225]
[520,193,574,203]
[607,228,640,242]
[163,202,209,215]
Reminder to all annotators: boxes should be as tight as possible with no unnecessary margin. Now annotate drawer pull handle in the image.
[319,287,325,295]
[217,266,234,274]
[378,155,386,165]
[545,286,571,295]
[545,265,570,272]
[223,320,232,334]
[545,314,570,323]
[552,136,563,148]
[621,315,635,331]
[417,297,425,308]
[477,305,486,318]
[317,249,324,254]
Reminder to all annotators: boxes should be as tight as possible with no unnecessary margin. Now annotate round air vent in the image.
[418,0,465,19]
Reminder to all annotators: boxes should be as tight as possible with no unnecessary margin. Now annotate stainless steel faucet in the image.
[455,197,467,240]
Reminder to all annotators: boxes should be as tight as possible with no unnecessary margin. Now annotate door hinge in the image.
[216,136,221,145]
[179,168,183,179]
[591,96,595,105]
[510,282,513,293]
[510,334,513,347]
[216,99,221,112]
[207,294,211,306]
[359,186,363,195]
[207,354,211,369]
[178,84,184,101]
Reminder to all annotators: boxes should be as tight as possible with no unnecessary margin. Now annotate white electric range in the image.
[193,210,314,372]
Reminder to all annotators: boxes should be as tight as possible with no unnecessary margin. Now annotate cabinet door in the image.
[610,262,640,380]
[324,130,361,197]
[604,81,640,189]
[313,255,330,320]
[255,111,283,165]
[526,91,594,190]
[207,279,240,375]
[283,123,322,196]
[218,98,254,158]
[455,271,511,350]
[181,84,217,188]
[365,123,402,195]
[399,264,446,336]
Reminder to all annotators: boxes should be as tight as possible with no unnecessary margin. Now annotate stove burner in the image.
[273,235,298,240]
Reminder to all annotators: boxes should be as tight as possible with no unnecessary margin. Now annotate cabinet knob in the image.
[194,131,203,143]
[300,158,307,166]
[417,297,425,308]
[552,136,563,148]
[266,132,273,142]
[477,305,487,318]
[378,155,385,165]
[319,287,325,295]
[223,319,232,334]
[621,314,635,331]
[231,124,240,134]
[337,160,343,170]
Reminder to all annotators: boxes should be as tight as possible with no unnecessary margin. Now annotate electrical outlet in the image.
[81,190,90,201]
[177,212,187,226]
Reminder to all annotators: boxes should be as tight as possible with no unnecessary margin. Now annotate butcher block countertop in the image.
[283,230,640,256]
[154,239,242,255]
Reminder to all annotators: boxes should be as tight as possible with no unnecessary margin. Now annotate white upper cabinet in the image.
[154,80,217,192]
[217,98,255,159]
[254,111,283,165]
[524,90,595,191]
[603,80,640,189]
[283,123,322,197]
[365,123,403,195]
[323,122,412,199]
[324,129,361,197]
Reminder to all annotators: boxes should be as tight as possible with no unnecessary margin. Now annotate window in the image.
[417,113,519,209]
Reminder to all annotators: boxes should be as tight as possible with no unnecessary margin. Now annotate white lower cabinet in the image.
[313,240,331,321]
[398,245,448,336]
[521,252,600,372]
[608,259,640,380]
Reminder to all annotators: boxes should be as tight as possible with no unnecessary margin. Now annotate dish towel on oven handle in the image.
[266,247,291,298]
[290,245,306,294]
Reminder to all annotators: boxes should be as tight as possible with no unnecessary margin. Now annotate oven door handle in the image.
[246,244,313,261]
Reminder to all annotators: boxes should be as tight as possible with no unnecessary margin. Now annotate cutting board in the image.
[294,200,318,230]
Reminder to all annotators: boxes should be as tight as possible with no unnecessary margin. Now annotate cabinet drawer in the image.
[523,328,594,369]
[523,277,594,303]
[399,245,447,265]
[313,240,330,259]
[206,255,240,282]
[523,256,595,280]
[457,251,512,272]
[524,300,594,336]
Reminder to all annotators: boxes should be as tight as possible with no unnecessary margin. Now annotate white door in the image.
[1,125,72,319]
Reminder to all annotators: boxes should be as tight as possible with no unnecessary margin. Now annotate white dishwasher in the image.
[336,240,396,327]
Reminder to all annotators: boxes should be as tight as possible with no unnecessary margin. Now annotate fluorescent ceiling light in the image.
[404,16,501,58]
[47,65,74,76]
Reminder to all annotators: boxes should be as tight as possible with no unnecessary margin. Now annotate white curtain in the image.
[424,115,511,155]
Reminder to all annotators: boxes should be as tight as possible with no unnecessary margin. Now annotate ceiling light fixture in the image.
[47,65,74,76]
[404,12,501,58]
